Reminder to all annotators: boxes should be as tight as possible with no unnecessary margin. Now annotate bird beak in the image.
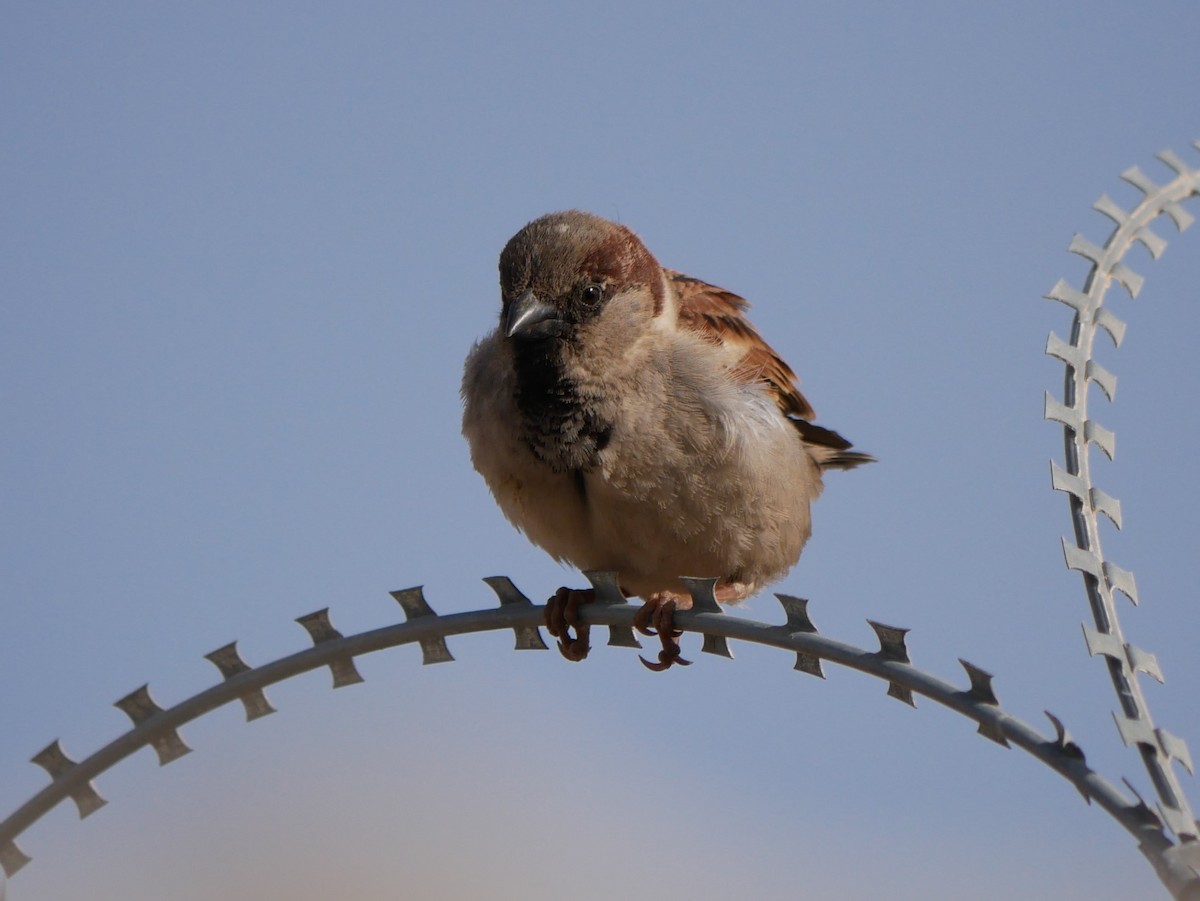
[505,290,563,340]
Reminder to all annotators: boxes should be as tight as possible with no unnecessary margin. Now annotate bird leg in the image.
[633,591,693,671]
[545,586,594,662]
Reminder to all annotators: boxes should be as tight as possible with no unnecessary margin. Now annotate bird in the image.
[461,211,871,670]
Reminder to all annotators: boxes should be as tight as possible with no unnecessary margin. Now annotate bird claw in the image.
[545,587,593,662]
[546,586,693,669]
[557,637,591,662]
[639,646,693,671]
[632,623,684,639]
[633,593,690,673]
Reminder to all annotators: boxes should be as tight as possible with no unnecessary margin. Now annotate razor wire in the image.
[1,572,1198,897]
[1,143,1199,900]
[1043,142,1200,854]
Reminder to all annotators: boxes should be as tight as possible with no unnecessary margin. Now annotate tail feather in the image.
[792,419,875,471]
[818,449,876,471]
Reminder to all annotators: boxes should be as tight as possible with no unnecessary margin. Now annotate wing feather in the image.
[668,269,873,470]
[668,269,815,420]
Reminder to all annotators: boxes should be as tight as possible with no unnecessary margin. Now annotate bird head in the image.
[497,211,666,346]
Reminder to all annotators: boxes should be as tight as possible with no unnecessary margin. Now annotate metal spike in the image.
[582,571,642,649]
[1061,540,1103,581]
[681,577,721,615]
[482,575,530,607]
[606,628,645,650]
[295,609,367,685]
[679,577,732,659]
[1082,624,1123,661]
[1133,224,1167,259]
[113,683,161,723]
[1120,164,1159,196]
[0,841,30,878]
[768,597,826,670]
[30,740,107,818]
[296,608,342,643]
[1045,331,1083,369]
[1084,420,1116,460]
[1044,711,1086,762]
[1068,234,1106,266]
[958,659,999,705]
[389,585,437,619]
[1092,193,1129,227]
[1111,261,1144,298]
[582,570,625,606]
[1114,712,1157,750]
[482,576,549,651]
[30,738,75,778]
[1120,778,1162,826]
[792,653,824,678]
[1157,729,1194,776]
[1156,148,1192,176]
[974,717,1009,747]
[886,682,916,707]
[1044,394,1081,432]
[1162,199,1195,232]
[204,641,248,677]
[868,621,910,663]
[1049,461,1086,503]
[1103,562,1139,605]
[389,589,454,665]
[1094,311,1128,350]
[1046,710,1094,801]
[699,634,732,659]
[1085,360,1117,401]
[867,621,913,705]
[204,643,276,721]
[325,659,367,685]
[1089,487,1123,529]
[1083,627,1161,682]
[1157,803,1198,841]
[775,594,818,633]
[1094,307,1127,347]
[1126,644,1163,683]
[959,660,1007,746]
[605,623,643,650]
[113,685,192,765]
[1044,278,1093,315]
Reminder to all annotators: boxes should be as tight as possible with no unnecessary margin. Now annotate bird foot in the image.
[633,593,692,671]
[545,586,594,661]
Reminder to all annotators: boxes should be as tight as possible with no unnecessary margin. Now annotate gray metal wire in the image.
[1044,142,1200,859]
[1,572,1198,897]
[2,143,1199,899]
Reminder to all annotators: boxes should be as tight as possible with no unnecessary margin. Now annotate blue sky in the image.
[2,3,1198,898]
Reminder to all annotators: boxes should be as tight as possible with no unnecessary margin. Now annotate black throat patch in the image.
[512,342,612,474]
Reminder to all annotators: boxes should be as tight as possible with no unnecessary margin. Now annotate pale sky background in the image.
[3,3,1199,899]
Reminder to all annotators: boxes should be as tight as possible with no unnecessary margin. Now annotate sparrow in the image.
[461,211,871,669]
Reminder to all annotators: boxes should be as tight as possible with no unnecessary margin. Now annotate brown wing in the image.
[668,268,816,420]
[669,269,874,470]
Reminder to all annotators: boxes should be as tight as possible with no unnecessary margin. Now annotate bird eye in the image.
[581,283,604,306]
